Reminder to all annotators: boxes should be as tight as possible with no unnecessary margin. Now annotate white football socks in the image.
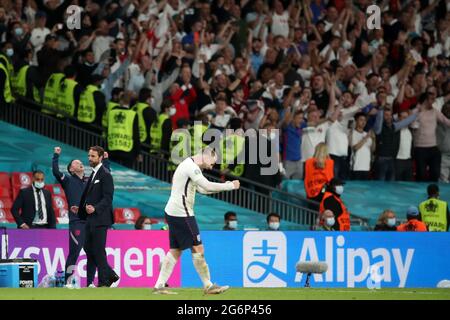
[192,252,213,289]
[154,251,177,289]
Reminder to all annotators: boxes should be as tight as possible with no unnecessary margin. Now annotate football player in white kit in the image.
[153,147,240,294]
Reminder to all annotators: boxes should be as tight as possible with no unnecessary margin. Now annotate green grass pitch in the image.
[0,288,449,300]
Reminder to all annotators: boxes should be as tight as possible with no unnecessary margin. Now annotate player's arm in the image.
[190,169,239,193]
[196,185,221,195]
[52,147,66,184]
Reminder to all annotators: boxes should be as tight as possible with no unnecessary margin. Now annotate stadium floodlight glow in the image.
[296,262,328,288]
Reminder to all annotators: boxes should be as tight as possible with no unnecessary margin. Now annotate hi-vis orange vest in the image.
[397,219,428,232]
[304,158,334,198]
[319,191,351,231]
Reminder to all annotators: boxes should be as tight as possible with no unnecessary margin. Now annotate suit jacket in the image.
[78,164,114,227]
[11,187,56,228]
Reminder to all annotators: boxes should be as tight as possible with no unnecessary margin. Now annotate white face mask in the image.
[325,217,335,227]
[169,107,177,116]
[143,224,152,230]
[387,218,396,227]
[228,220,237,229]
[6,48,14,57]
[269,222,280,230]
[34,181,45,189]
[335,185,344,195]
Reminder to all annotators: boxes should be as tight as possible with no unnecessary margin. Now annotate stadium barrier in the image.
[1,100,342,228]
[2,230,449,288]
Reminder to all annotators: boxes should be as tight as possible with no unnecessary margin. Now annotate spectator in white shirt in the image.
[350,112,375,180]
[270,0,290,38]
[200,96,237,130]
[92,20,114,62]
[396,110,414,181]
[30,11,50,65]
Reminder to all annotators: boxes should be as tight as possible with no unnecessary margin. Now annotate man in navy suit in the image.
[72,146,118,287]
[11,170,56,229]
[52,146,111,287]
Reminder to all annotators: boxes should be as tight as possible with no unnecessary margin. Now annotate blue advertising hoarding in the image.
[181,231,450,288]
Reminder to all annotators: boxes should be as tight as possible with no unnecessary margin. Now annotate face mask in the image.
[335,185,344,195]
[228,220,237,229]
[269,222,280,230]
[143,224,152,230]
[14,28,23,36]
[169,107,177,116]
[325,217,335,227]
[387,218,396,227]
[34,181,45,189]
[6,48,13,57]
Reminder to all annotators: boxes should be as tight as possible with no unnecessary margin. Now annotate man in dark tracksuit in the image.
[52,146,110,286]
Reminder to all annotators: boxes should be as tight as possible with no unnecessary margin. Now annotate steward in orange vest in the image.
[319,178,351,231]
[397,206,428,232]
[304,157,334,201]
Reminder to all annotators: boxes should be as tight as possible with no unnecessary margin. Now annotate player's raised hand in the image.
[232,180,240,189]
[54,147,61,154]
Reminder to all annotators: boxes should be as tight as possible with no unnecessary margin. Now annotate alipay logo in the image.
[243,232,287,287]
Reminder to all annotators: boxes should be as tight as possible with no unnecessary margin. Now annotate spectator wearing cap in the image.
[374,210,398,231]
[30,11,50,65]
[397,206,428,232]
[418,184,449,232]
[319,178,350,231]
[239,99,265,130]
[37,33,76,86]
[437,103,450,183]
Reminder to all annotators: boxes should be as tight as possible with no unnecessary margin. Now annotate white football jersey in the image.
[164,157,235,217]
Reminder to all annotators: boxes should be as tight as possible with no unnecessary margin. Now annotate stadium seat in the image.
[52,195,68,211]
[11,172,33,189]
[45,184,66,197]
[0,172,11,190]
[114,208,141,224]
[0,187,11,198]
[54,208,69,219]
[0,208,15,223]
[0,197,13,209]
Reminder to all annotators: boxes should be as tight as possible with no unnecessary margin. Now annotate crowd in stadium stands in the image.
[0,0,449,182]
[0,0,450,228]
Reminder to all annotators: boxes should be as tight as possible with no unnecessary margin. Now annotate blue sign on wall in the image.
[181,231,450,288]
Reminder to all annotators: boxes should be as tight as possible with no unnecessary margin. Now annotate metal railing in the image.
[1,99,370,228]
